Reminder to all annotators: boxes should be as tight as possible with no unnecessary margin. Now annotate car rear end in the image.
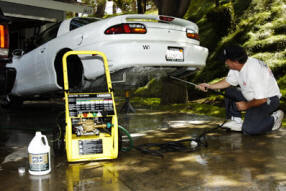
[80,14,208,81]
[102,14,208,68]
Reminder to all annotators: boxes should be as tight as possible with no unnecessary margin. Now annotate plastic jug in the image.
[28,131,51,175]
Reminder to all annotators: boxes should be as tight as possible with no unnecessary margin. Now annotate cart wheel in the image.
[53,112,66,153]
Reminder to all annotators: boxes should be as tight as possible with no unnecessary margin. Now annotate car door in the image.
[10,23,61,96]
[10,48,39,95]
[33,23,61,88]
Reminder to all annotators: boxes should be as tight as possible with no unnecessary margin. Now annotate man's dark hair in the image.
[221,45,248,64]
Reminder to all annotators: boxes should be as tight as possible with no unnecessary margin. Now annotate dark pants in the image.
[224,87,280,135]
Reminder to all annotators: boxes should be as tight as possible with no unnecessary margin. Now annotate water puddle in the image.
[0,102,285,190]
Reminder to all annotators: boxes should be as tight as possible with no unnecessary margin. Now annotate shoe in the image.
[222,117,243,132]
[272,110,284,131]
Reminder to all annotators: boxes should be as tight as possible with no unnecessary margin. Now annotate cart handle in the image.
[62,51,112,92]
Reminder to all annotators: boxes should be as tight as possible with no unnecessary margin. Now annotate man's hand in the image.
[236,101,248,111]
[197,79,231,92]
[197,83,210,92]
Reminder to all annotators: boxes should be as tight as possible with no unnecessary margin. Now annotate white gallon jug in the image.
[28,131,51,175]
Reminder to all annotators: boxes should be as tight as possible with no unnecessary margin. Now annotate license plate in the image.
[165,47,184,62]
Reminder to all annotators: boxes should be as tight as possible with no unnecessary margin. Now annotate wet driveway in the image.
[0,101,286,191]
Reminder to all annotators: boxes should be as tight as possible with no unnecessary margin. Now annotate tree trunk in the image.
[154,0,191,18]
[160,77,188,105]
[95,0,106,18]
[137,0,147,14]
[112,1,117,14]
[131,0,137,12]
[215,0,219,7]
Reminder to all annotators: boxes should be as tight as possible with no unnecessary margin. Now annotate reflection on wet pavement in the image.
[0,102,286,191]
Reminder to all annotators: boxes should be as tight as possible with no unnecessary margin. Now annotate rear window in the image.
[35,22,61,47]
[70,18,100,31]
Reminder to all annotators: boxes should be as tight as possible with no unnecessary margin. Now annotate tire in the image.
[0,95,23,109]
[54,49,83,89]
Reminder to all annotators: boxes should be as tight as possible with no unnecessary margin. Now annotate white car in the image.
[4,14,208,106]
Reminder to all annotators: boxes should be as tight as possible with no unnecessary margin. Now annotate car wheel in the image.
[54,49,83,89]
[0,95,23,109]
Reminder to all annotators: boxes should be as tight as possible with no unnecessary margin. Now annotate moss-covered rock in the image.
[134,78,163,97]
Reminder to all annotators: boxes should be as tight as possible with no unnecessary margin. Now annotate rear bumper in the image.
[80,40,208,80]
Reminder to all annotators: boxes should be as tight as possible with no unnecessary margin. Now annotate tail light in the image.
[0,24,9,57]
[159,16,174,22]
[186,29,199,41]
[105,23,147,34]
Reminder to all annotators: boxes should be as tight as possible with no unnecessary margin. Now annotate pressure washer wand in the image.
[169,76,198,87]
[169,75,225,96]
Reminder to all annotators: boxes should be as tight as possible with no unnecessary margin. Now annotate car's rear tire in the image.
[0,95,23,109]
[54,49,84,89]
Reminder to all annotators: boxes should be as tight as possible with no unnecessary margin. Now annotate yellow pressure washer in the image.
[62,51,118,162]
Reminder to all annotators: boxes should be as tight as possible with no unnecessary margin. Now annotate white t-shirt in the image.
[226,57,281,101]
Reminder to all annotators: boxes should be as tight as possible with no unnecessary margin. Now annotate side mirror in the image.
[12,49,24,57]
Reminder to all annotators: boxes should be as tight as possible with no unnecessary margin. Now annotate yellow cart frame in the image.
[62,51,118,162]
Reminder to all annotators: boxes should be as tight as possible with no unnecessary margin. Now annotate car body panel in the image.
[9,14,208,97]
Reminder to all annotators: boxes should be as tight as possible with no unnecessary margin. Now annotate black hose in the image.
[134,121,227,158]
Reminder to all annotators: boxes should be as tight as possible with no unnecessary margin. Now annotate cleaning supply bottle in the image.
[28,131,51,175]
